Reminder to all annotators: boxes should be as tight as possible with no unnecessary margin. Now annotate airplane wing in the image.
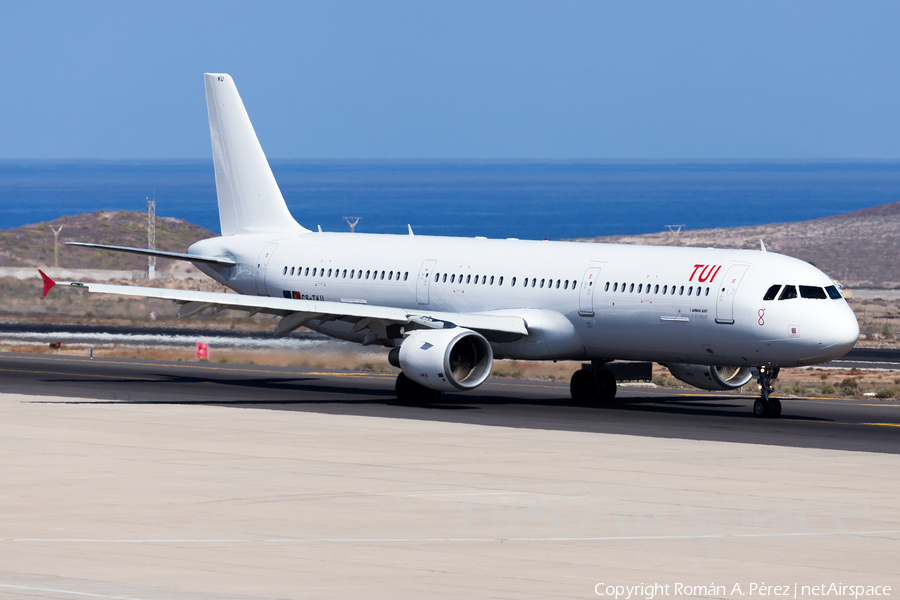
[38,271,528,342]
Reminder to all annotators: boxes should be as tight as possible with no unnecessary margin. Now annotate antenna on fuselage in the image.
[760,239,767,252]
[665,224,685,246]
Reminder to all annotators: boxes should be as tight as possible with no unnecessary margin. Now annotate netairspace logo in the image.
[594,583,892,599]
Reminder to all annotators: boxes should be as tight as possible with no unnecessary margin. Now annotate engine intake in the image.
[391,328,493,392]
[666,364,753,391]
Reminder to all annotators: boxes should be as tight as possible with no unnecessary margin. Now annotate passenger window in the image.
[540,279,545,288]
[342,269,347,278]
[705,287,709,296]
[572,280,577,288]
[442,274,447,283]
[565,280,569,289]
[283,266,288,275]
[381,271,385,280]
[490,276,495,285]
[679,286,684,295]
[511,277,516,287]
[388,271,393,281]
[483,276,487,285]
[779,285,798,300]
[637,284,642,293]
[763,285,781,301]
[434,272,439,282]
[327,269,332,277]
[498,276,504,286]
[556,280,560,289]
[305,268,309,276]
[629,283,634,293]
[825,285,842,300]
[799,285,828,299]
[662,285,667,294]
[350,270,354,279]
[613,282,617,292]
[687,286,692,295]
[466,275,471,284]
[404,272,409,281]
[654,284,659,294]
[695,286,701,296]
[289,267,294,276]
[451,274,455,283]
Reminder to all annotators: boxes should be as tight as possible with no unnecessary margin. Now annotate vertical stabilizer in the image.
[204,73,307,236]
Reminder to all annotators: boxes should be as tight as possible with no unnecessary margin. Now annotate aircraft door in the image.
[416,259,437,305]
[715,264,749,324]
[256,242,278,296]
[578,267,602,316]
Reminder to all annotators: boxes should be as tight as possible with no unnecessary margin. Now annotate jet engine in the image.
[389,328,493,392]
[665,364,753,391]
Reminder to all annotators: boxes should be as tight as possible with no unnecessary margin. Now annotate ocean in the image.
[1,160,899,240]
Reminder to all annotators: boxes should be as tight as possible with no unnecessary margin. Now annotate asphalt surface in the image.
[1,352,897,455]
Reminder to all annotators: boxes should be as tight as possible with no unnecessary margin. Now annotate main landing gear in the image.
[753,365,782,418]
[570,360,617,404]
[395,372,442,404]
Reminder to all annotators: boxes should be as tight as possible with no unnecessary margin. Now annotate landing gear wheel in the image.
[753,399,767,418]
[597,369,617,402]
[570,369,597,404]
[753,365,782,419]
[395,373,441,404]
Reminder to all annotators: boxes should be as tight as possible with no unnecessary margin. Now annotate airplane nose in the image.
[822,308,860,359]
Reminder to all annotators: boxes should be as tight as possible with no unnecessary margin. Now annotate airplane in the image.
[38,73,860,418]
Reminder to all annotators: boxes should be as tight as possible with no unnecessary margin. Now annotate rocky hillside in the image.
[576,202,900,288]
[0,211,215,272]
[3,202,900,287]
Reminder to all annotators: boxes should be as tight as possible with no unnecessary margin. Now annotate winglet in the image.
[38,269,56,297]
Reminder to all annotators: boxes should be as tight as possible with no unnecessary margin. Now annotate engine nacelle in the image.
[391,328,493,392]
[666,364,753,391]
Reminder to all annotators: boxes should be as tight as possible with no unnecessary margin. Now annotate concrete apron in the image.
[0,393,896,599]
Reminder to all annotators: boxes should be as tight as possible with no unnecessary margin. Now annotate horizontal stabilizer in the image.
[65,242,236,266]
[38,269,56,297]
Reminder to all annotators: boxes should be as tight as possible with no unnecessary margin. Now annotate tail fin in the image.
[204,73,308,236]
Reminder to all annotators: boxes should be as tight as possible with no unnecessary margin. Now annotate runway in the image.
[0,351,898,598]
[1,352,898,454]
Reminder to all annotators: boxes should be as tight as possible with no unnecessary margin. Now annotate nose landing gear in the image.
[753,366,782,418]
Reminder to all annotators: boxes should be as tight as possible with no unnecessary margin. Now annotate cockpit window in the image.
[825,285,842,300]
[763,285,781,301]
[799,285,827,299]
[778,285,798,300]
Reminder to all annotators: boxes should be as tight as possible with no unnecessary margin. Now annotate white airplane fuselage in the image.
[191,231,859,369]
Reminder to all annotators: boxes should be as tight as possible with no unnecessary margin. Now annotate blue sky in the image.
[2,1,899,160]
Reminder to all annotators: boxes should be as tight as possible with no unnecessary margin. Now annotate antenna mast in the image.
[665,224,685,246]
[343,216,361,233]
[147,191,156,280]
[50,224,64,269]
